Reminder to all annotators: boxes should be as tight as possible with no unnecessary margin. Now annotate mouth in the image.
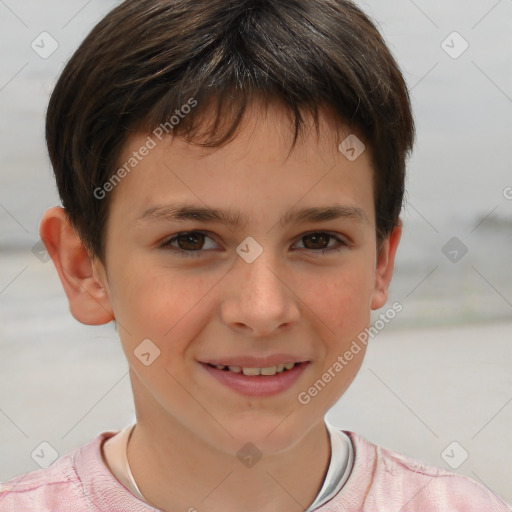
[199,359,310,397]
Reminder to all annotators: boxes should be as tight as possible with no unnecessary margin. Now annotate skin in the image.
[40,101,401,512]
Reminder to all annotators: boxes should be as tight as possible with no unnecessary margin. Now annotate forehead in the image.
[107,103,376,228]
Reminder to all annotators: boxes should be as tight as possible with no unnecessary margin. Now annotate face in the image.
[92,102,398,454]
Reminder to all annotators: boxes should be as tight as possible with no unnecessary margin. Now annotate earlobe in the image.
[39,206,114,325]
[370,221,402,310]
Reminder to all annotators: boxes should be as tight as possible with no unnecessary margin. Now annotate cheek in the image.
[304,261,375,335]
[299,267,372,408]
[109,261,215,348]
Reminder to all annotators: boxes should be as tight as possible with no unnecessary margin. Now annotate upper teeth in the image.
[214,362,297,376]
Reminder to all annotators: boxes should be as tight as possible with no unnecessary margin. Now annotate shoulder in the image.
[324,431,512,511]
[0,431,118,512]
[0,451,85,511]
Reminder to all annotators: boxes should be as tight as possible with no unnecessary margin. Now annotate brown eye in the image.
[295,232,348,255]
[301,233,331,250]
[175,232,205,251]
[161,231,218,257]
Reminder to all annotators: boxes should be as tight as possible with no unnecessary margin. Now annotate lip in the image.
[199,360,310,397]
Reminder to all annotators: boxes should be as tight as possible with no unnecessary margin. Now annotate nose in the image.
[220,250,300,337]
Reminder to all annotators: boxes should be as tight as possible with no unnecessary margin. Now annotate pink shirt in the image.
[1,429,510,511]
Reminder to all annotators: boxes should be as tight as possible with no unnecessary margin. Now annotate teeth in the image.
[211,362,298,375]
[260,366,277,376]
[242,367,261,376]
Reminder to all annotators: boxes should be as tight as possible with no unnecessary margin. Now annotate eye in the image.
[160,230,348,257]
[160,231,218,257]
[293,232,348,255]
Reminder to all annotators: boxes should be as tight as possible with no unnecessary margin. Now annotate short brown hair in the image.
[46,0,414,261]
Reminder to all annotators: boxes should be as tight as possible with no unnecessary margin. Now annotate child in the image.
[1,0,510,510]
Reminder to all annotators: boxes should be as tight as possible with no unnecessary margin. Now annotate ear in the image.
[370,221,402,310]
[39,206,114,325]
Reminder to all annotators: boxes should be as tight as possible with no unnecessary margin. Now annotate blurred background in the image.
[1,0,511,504]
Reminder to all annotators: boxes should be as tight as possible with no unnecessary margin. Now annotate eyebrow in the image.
[138,203,368,229]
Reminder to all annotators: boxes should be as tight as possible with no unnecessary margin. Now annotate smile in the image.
[200,361,310,397]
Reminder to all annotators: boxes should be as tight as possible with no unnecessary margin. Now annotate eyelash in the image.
[159,231,349,258]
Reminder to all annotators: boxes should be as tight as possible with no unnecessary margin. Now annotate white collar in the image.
[106,419,353,510]
[305,419,354,510]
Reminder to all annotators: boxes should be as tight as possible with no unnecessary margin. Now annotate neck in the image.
[127,397,331,512]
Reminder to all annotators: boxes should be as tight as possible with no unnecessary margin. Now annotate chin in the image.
[209,411,316,457]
